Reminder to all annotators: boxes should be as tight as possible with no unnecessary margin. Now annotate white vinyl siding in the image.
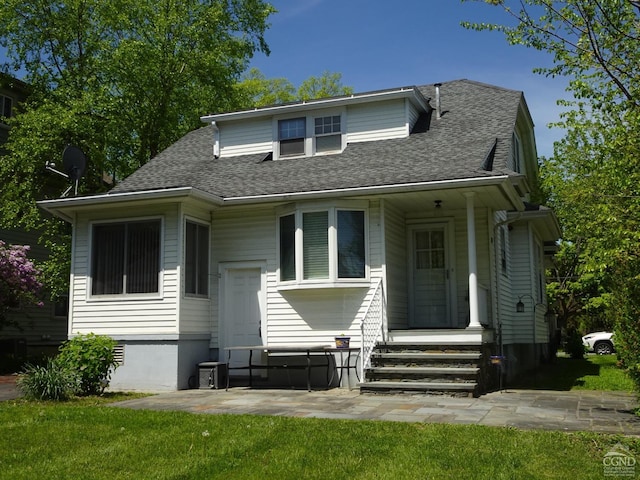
[180,204,213,334]
[70,205,179,336]
[508,224,534,343]
[346,100,408,143]
[383,202,408,329]
[407,100,420,131]
[211,202,382,348]
[218,118,273,157]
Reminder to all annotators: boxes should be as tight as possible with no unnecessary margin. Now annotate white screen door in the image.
[222,266,264,370]
[410,226,450,328]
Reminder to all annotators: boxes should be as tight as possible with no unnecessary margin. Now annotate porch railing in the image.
[359,280,386,382]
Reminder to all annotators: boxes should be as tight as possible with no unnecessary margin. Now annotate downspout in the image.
[492,212,523,378]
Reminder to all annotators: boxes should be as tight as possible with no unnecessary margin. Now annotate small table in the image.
[225,344,333,392]
[324,347,361,390]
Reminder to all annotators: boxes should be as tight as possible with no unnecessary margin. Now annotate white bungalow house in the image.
[39,79,560,394]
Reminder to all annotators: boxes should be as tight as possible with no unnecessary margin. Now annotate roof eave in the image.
[222,175,522,209]
[201,87,429,123]
[37,187,223,222]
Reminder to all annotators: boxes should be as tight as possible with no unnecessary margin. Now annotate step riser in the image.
[362,342,486,397]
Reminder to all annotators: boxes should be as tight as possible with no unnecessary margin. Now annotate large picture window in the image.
[91,220,161,296]
[185,221,209,296]
[278,207,367,284]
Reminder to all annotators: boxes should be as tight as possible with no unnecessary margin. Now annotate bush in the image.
[16,358,77,401]
[57,334,119,396]
[564,328,586,359]
[611,270,640,393]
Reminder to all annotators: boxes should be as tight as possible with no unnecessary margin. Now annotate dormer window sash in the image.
[278,117,306,157]
[275,110,345,160]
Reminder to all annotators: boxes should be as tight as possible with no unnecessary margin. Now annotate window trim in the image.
[184,218,210,298]
[276,202,369,289]
[0,94,13,122]
[273,109,345,160]
[87,216,164,301]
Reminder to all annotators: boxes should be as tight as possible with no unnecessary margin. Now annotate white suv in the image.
[582,332,615,355]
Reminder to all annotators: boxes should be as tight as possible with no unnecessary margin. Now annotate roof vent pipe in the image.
[211,121,220,159]
[434,83,442,120]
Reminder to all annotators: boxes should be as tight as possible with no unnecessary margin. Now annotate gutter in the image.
[222,175,523,210]
[201,87,429,123]
[37,187,224,221]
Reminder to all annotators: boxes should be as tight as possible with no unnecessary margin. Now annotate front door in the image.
[409,225,451,328]
[221,265,265,370]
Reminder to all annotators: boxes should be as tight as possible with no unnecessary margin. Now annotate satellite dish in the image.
[44,145,88,197]
[62,145,87,181]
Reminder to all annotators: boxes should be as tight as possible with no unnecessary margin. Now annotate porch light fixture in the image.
[516,294,549,315]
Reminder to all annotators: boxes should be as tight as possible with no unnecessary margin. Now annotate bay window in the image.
[91,219,161,296]
[278,206,367,285]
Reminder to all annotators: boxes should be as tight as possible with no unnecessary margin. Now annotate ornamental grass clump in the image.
[57,334,119,396]
[17,358,77,401]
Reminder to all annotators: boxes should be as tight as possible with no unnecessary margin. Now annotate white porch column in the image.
[464,192,481,328]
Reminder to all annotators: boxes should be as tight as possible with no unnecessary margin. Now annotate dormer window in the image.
[278,117,306,157]
[314,115,341,153]
[275,111,345,159]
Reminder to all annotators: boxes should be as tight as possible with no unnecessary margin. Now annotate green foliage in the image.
[463,0,640,392]
[610,264,640,391]
[563,328,586,360]
[57,334,118,396]
[545,241,611,332]
[235,68,354,108]
[0,0,274,295]
[16,358,77,401]
[297,71,354,101]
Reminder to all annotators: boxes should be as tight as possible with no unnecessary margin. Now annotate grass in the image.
[0,356,637,479]
[511,354,635,391]
[0,396,638,480]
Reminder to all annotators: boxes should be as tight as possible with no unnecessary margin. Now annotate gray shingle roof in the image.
[110,79,525,198]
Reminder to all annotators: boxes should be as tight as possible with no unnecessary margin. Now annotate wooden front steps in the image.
[359,342,485,397]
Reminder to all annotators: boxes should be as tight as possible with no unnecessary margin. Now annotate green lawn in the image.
[1,356,637,479]
[511,354,635,391]
[0,395,638,480]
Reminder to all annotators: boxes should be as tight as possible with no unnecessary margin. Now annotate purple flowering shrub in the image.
[0,240,43,328]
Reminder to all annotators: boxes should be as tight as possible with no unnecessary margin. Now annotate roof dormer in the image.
[201,86,430,160]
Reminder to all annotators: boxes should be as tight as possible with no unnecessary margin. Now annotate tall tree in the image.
[463,0,640,386]
[235,69,354,108]
[0,0,274,294]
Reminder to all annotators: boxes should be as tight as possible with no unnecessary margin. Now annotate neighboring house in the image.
[1,74,68,360]
[39,79,560,394]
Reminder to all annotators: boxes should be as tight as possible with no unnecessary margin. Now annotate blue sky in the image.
[250,0,570,158]
[0,0,569,158]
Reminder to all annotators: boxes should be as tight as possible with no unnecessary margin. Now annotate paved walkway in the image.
[110,387,640,435]
[2,374,638,435]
